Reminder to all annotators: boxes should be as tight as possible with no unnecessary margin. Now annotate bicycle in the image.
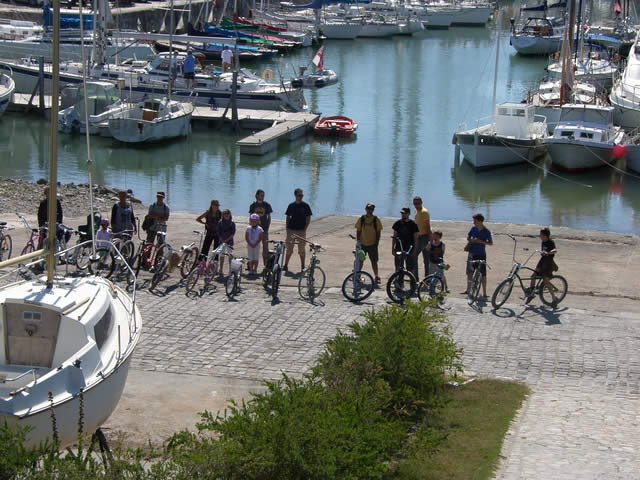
[16,214,40,255]
[185,243,231,295]
[128,230,172,290]
[225,254,247,299]
[293,234,326,303]
[0,221,13,261]
[262,239,286,300]
[386,238,418,303]
[467,258,489,305]
[417,257,449,305]
[108,230,137,281]
[342,234,375,302]
[179,230,203,279]
[491,233,568,310]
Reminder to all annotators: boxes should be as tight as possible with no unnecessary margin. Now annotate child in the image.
[96,218,112,248]
[427,230,448,291]
[527,227,559,306]
[216,209,236,275]
[245,213,264,274]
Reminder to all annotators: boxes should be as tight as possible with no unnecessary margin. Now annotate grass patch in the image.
[396,379,529,480]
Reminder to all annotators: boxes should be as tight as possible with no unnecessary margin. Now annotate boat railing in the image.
[0,368,39,386]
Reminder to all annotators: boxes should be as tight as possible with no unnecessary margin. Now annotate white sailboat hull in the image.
[358,23,398,37]
[0,73,14,116]
[110,113,192,143]
[510,34,562,55]
[453,6,493,25]
[319,23,363,39]
[0,40,155,63]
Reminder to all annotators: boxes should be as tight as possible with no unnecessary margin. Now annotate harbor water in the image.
[1,0,639,234]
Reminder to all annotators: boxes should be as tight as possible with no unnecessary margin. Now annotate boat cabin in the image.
[552,104,616,142]
[494,102,539,138]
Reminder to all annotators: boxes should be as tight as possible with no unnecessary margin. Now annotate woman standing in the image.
[196,200,222,258]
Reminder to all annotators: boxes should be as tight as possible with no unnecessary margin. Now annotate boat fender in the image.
[291,78,303,88]
[262,69,275,81]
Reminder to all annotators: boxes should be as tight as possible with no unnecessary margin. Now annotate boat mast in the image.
[169,0,174,101]
[46,0,61,288]
[560,0,576,105]
[490,11,501,123]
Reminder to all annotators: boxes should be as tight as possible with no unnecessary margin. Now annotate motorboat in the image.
[0,274,141,447]
[291,46,339,89]
[509,0,567,55]
[0,19,44,40]
[314,116,358,137]
[544,104,625,171]
[58,81,128,135]
[396,17,425,35]
[108,98,193,143]
[453,102,548,169]
[610,37,640,129]
[528,79,602,133]
[0,70,15,116]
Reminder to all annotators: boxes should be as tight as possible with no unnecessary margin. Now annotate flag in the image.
[614,0,622,14]
[312,46,324,70]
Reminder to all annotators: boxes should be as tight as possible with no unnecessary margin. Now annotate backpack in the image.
[359,215,379,233]
[142,204,168,232]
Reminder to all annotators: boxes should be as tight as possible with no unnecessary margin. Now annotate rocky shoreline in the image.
[0,177,144,219]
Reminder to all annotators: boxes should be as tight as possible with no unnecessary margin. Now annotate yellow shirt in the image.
[355,215,383,247]
[415,207,431,236]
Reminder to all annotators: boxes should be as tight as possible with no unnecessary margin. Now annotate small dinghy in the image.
[314,116,358,137]
[291,46,339,89]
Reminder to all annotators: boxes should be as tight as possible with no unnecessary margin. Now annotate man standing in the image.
[111,190,137,235]
[284,188,312,272]
[392,207,419,276]
[355,202,383,284]
[249,189,273,265]
[221,45,233,72]
[413,195,432,280]
[37,185,63,249]
[146,192,170,244]
[183,49,196,89]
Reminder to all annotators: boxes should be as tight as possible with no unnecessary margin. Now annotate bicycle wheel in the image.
[180,247,199,279]
[150,258,168,292]
[119,240,136,266]
[491,278,514,310]
[468,269,482,305]
[89,248,115,278]
[271,265,281,300]
[153,244,169,271]
[75,245,92,271]
[1,234,12,261]
[417,275,446,304]
[21,243,35,256]
[262,266,272,288]
[185,267,201,294]
[298,266,326,302]
[386,270,417,303]
[225,272,239,298]
[539,275,568,306]
[341,271,375,302]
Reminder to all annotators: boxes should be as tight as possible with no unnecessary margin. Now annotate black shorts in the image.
[469,254,487,276]
[184,72,195,79]
[535,257,555,278]
[361,244,379,263]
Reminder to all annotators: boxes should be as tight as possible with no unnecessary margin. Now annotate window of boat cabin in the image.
[144,101,160,112]
[94,305,114,351]
[580,132,594,139]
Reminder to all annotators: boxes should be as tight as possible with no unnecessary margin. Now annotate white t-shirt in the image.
[96,228,112,248]
[221,49,233,64]
[246,225,263,245]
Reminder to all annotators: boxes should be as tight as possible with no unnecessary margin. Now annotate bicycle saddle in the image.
[0,221,6,226]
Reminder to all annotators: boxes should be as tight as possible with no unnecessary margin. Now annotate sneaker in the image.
[282,265,288,272]
[551,299,559,308]
[375,276,381,284]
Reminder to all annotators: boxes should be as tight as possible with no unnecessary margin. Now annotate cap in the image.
[156,191,165,198]
[401,207,411,214]
[250,213,260,220]
[100,218,109,225]
[366,202,375,209]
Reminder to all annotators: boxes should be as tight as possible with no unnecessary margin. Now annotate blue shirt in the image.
[468,226,492,256]
[183,54,196,73]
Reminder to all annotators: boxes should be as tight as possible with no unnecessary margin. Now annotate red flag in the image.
[613,0,622,14]
[312,46,324,70]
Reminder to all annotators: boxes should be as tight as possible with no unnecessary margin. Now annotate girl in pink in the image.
[245,214,264,274]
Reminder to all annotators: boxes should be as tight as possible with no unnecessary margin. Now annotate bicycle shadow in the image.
[491,304,565,325]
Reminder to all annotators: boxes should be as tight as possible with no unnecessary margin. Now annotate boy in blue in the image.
[465,213,492,298]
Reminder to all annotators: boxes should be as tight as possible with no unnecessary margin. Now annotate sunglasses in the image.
[366,206,374,210]
[296,194,304,198]
[413,202,421,205]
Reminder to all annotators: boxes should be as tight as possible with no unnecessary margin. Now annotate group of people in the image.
[169,46,235,90]
[35,185,558,295]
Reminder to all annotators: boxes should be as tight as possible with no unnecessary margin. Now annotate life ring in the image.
[262,69,275,81]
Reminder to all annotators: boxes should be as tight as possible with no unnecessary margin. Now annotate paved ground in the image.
[2,212,639,477]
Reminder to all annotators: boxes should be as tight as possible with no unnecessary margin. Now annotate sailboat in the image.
[290,46,338,89]
[0,0,141,448]
[0,68,15,117]
[453,16,548,170]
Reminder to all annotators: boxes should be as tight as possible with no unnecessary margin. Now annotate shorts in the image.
[535,257,555,278]
[361,243,379,263]
[467,254,487,276]
[184,71,195,79]
[247,244,260,262]
[286,229,305,254]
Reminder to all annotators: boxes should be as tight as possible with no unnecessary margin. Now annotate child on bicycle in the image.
[526,227,559,306]
[427,231,448,291]
[245,214,264,274]
[96,219,112,248]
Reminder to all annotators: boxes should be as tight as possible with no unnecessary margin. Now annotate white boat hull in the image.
[423,10,456,28]
[610,90,640,129]
[0,73,15,116]
[453,6,493,25]
[358,23,398,37]
[110,112,192,143]
[545,140,616,171]
[0,40,155,63]
[510,34,562,55]
[319,23,363,39]
[626,144,640,173]
[455,132,546,169]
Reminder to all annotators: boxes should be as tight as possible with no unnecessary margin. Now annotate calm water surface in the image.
[1,0,639,234]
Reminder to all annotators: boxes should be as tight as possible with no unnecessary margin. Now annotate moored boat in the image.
[314,116,358,137]
[0,70,15,116]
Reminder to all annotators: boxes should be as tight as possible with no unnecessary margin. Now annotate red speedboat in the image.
[313,116,358,138]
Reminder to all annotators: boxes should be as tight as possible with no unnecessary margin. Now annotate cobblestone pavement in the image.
[131,273,640,479]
